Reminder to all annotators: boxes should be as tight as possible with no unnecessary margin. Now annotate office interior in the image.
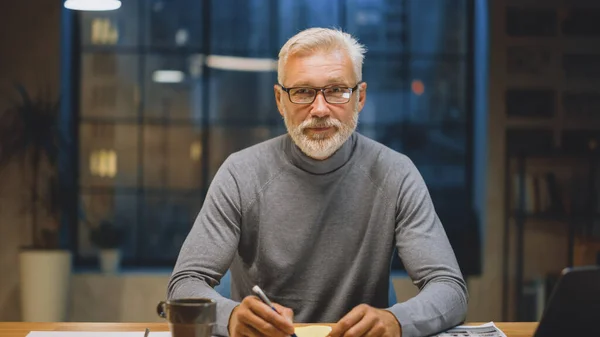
[1,0,599,325]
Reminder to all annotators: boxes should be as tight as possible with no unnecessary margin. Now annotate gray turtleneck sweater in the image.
[167,132,468,337]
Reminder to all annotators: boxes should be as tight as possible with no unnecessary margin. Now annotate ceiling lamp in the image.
[64,0,122,11]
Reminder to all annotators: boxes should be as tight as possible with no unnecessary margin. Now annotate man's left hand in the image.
[329,304,402,337]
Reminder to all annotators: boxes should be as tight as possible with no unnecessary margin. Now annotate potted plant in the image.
[0,83,71,321]
[89,219,123,274]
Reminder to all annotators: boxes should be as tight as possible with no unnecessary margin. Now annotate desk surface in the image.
[0,322,537,337]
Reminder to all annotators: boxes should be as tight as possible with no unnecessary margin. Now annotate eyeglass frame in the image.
[277,82,364,104]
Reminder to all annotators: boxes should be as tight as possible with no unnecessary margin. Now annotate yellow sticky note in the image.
[294,325,332,337]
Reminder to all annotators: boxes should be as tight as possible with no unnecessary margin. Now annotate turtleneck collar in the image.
[284,132,357,175]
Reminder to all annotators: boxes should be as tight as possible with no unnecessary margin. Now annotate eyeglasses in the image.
[278,82,362,104]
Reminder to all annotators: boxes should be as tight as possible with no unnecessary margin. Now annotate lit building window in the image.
[89,149,118,178]
[189,141,202,162]
[91,18,119,45]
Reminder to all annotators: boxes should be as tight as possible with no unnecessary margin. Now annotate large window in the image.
[64,0,479,275]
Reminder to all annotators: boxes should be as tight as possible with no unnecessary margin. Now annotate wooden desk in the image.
[0,322,538,337]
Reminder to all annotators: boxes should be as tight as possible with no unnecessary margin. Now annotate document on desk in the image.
[434,322,507,337]
[27,332,172,337]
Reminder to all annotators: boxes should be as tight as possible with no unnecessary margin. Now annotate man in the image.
[167,27,468,337]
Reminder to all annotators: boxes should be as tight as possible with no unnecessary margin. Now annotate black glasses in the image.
[279,82,362,104]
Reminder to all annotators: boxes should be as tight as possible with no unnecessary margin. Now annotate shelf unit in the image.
[503,149,599,321]
[499,0,600,321]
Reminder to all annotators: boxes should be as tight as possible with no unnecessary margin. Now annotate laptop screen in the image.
[534,266,600,337]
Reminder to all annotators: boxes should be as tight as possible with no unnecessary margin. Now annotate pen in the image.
[252,285,298,337]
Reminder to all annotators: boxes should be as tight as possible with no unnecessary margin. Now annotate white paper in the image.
[434,322,508,337]
[27,332,172,337]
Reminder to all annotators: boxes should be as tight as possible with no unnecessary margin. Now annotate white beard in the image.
[283,102,359,160]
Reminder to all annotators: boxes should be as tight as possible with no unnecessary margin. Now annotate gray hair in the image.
[277,27,367,85]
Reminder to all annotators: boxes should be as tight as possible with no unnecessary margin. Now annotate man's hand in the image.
[228,295,295,337]
[329,304,402,337]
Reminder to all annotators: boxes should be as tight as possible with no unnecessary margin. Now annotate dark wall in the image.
[0,0,61,321]
[0,1,61,95]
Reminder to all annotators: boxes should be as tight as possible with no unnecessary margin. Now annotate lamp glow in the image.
[206,55,277,72]
[64,0,122,11]
[152,70,185,83]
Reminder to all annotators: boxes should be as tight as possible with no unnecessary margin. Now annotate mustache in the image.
[299,117,342,129]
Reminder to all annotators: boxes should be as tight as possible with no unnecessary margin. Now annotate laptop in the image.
[533,265,600,336]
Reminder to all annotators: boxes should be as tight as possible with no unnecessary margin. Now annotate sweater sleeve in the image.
[386,158,469,337]
[167,157,242,336]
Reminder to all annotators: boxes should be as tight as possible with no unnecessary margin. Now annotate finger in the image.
[342,312,377,337]
[330,305,368,337]
[247,297,295,335]
[239,308,289,337]
[364,321,386,337]
[272,303,294,322]
[234,297,271,337]
[237,321,269,337]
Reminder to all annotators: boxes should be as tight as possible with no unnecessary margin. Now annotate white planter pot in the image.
[19,249,72,322]
[99,248,120,274]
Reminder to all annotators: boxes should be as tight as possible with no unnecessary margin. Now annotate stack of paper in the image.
[434,322,508,337]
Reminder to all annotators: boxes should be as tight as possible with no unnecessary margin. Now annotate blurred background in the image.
[0,0,599,327]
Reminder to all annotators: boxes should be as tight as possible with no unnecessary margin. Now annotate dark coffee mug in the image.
[157,298,216,337]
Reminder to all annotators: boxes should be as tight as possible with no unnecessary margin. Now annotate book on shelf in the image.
[512,172,564,216]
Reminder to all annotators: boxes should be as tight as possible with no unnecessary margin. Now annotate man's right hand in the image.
[228,295,295,337]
